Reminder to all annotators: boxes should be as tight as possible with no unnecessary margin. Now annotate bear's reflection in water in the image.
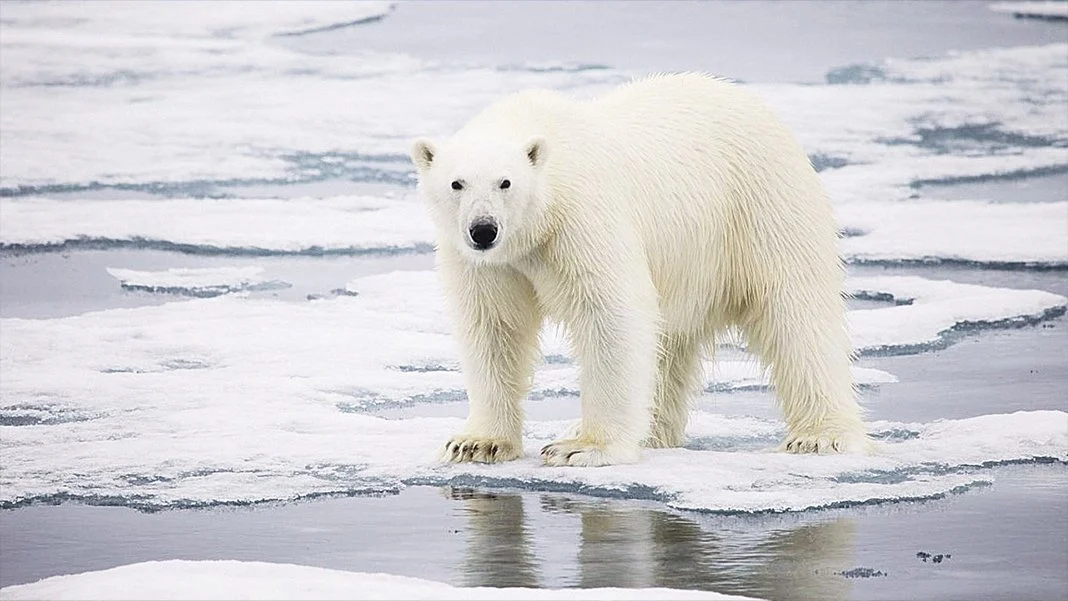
[443,487,854,600]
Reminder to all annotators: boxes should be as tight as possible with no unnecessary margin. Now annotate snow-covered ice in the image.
[0,560,760,601]
[0,196,434,255]
[838,201,1068,268]
[1,270,1063,512]
[847,275,1067,352]
[106,266,289,297]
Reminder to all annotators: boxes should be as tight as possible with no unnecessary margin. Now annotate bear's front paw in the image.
[783,428,871,454]
[442,436,521,464]
[540,439,640,467]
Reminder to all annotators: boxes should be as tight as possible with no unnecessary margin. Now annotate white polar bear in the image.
[411,73,869,467]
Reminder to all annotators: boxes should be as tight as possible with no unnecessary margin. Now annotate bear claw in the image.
[540,439,640,467]
[442,436,521,464]
[782,430,870,454]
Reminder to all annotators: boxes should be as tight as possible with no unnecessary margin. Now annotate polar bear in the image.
[411,73,868,467]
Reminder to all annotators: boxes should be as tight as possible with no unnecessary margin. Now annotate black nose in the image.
[468,220,498,250]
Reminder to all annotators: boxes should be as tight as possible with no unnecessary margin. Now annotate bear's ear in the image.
[410,138,437,171]
[524,136,548,169]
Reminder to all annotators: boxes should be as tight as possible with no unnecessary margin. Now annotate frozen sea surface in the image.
[1,2,1067,600]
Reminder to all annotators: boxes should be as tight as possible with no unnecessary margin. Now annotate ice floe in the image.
[0,196,435,255]
[846,275,1067,352]
[838,201,1068,268]
[0,560,759,601]
[106,266,289,297]
[1,270,1063,511]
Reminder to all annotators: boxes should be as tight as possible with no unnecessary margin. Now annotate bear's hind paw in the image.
[540,439,640,467]
[442,436,521,464]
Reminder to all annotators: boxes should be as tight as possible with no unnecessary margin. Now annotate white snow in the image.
[990,1,1068,19]
[1,271,1063,512]
[0,560,760,601]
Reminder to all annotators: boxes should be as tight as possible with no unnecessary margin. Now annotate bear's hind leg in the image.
[645,333,703,448]
[743,291,869,454]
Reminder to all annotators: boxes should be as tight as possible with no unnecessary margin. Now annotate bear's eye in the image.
[499,179,511,190]
[451,180,463,191]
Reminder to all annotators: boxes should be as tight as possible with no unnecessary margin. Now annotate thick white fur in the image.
[411,73,869,467]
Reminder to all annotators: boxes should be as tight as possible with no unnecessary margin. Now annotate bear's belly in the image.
[515,246,732,338]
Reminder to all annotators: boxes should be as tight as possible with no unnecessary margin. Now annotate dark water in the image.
[919,172,1068,204]
[0,249,434,320]
[1,466,1065,601]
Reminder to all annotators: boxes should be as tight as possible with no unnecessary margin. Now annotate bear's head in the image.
[410,135,550,264]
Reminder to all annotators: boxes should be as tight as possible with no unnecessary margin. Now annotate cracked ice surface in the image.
[1,270,1064,512]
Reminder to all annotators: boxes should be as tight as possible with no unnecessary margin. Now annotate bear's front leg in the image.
[540,268,660,467]
[440,254,542,464]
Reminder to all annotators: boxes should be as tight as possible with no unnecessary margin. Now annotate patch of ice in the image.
[1,396,1063,513]
[838,201,1068,268]
[0,560,759,601]
[990,1,1068,20]
[847,275,1066,352]
[106,266,289,297]
[0,196,434,255]
[1,271,1063,511]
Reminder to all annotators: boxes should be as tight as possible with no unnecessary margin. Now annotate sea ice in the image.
[839,201,1068,268]
[0,0,1063,202]
[1,271,1063,512]
[0,559,760,601]
[106,266,289,297]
